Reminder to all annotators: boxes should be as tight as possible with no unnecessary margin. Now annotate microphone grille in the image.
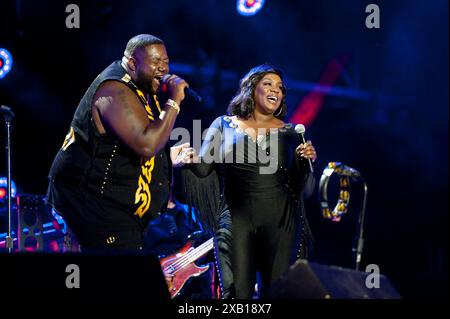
[161,74,171,82]
[294,124,305,134]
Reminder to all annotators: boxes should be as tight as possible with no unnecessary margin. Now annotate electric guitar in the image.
[159,237,214,298]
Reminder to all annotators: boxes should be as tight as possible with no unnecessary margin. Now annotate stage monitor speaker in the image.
[0,251,170,300]
[267,259,401,299]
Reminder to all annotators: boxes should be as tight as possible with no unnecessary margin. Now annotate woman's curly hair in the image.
[227,64,287,120]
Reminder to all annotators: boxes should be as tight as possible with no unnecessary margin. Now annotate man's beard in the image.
[135,70,154,95]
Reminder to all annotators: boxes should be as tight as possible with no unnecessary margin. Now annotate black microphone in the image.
[161,74,202,103]
[294,124,314,173]
[0,105,14,118]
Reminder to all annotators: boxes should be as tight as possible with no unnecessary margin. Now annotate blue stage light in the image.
[237,0,265,16]
[0,177,16,200]
[0,48,13,79]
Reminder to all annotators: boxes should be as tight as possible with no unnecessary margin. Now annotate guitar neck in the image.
[185,237,214,264]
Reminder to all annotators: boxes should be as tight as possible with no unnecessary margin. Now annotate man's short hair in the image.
[124,34,164,58]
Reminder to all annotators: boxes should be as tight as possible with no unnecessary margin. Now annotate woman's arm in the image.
[190,116,224,177]
[294,139,317,198]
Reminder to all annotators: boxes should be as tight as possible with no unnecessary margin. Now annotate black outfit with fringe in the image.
[182,115,314,299]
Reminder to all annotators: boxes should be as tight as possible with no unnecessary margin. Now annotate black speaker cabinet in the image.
[267,259,401,299]
[0,251,170,300]
[16,195,46,251]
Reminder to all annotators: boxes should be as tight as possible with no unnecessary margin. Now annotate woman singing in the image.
[184,64,317,298]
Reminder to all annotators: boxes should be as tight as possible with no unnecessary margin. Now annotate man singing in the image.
[46,34,194,251]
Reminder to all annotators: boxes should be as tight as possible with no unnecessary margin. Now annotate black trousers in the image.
[229,195,297,299]
[46,180,146,252]
[68,223,145,251]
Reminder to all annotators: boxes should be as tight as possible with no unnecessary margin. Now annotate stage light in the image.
[0,48,13,79]
[237,0,265,16]
[0,177,16,200]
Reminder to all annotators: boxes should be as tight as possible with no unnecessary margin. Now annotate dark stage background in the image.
[0,0,448,298]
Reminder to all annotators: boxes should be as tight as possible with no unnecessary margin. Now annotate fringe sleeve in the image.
[289,128,316,256]
[181,166,220,234]
[180,116,225,234]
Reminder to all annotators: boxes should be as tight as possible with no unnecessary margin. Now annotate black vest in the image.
[48,61,171,221]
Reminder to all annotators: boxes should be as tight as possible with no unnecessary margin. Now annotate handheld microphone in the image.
[161,74,203,103]
[294,124,314,173]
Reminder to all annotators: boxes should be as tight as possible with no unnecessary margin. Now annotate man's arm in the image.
[92,79,185,158]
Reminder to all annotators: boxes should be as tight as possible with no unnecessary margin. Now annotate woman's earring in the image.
[274,106,282,117]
